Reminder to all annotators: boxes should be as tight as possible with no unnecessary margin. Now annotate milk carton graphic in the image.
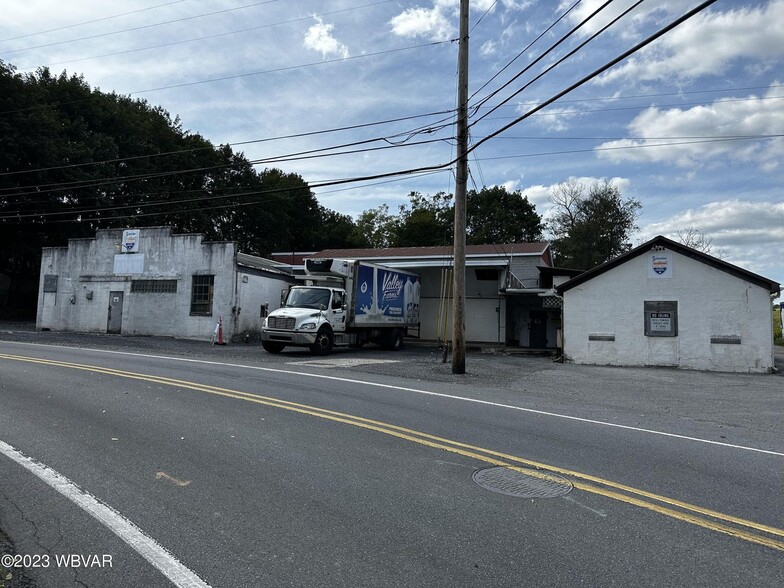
[411,279,421,323]
[404,279,413,322]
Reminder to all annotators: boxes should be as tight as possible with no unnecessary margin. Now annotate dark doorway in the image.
[529,310,547,348]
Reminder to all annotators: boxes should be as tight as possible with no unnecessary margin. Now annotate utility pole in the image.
[452,0,469,374]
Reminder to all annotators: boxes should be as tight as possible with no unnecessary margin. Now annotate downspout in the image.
[232,248,240,341]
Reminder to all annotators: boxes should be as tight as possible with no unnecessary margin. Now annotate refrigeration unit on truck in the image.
[261,259,421,355]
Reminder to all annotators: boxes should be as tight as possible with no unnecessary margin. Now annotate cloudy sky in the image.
[1,0,782,291]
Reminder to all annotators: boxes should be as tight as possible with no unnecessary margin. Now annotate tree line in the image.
[0,60,642,314]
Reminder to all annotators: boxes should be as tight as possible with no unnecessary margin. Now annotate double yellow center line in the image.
[2,351,782,552]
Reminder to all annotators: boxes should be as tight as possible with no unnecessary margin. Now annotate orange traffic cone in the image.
[215,316,226,345]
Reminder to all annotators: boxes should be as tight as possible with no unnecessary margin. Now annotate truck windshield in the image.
[285,288,331,310]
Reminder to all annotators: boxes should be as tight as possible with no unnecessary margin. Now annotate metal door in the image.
[107,291,124,334]
[329,290,347,332]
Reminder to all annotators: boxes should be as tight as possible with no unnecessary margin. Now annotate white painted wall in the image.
[234,270,292,337]
[562,249,775,372]
[37,228,239,340]
[412,266,504,342]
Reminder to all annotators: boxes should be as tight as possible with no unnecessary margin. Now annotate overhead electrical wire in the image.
[0,0,189,44]
[472,135,784,162]
[477,95,784,122]
[469,0,615,116]
[3,133,777,221]
[14,0,397,71]
[0,0,727,221]
[471,0,647,127]
[3,170,451,224]
[0,40,448,117]
[0,108,457,178]
[0,134,454,200]
[466,0,722,157]
[469,0,582,102]
[0,0,286,56]
[1,83,773,181]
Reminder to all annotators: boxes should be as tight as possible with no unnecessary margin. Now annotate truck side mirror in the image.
[280,289,288,306]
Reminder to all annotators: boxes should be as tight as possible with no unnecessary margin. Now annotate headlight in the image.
[262,318,268,328]
[299,322,317,330]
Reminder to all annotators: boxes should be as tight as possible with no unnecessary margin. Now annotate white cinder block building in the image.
[36,227,294,341]
[557,236,781,373]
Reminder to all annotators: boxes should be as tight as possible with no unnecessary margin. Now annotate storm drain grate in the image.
[472,466,573,498]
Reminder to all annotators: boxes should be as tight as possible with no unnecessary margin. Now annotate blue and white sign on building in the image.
[648,252,672,279]
[122,229,140,254]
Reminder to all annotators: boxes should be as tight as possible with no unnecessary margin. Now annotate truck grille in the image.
[268,316,295,330]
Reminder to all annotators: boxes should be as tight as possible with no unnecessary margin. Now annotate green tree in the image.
[0,60,356,315]
[548,179,641,269]
[467,186,543,244]
[393,191,453,247]
[352,204,397,248]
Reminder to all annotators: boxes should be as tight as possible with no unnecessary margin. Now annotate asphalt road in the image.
[0,332,782,587]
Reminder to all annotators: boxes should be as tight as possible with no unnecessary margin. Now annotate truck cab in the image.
[261,285,346,354]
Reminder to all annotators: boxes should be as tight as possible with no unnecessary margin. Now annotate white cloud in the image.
[304,17,349,59]
[500,179,520,193]
[640,200,784,278]
[390,4,454,42]
[599,0,784,84]
[519,176,632,212]
[595,84,784,169]
[389,0,507,41]
[562,0,680,38]
[527,105,586,132]
[480,40,497,57]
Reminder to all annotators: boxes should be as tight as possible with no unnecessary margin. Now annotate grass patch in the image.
[775,305,783,346]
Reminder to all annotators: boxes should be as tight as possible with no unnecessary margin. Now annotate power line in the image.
[0,134,784,220]
[0,41,448,116]
[471,0,646,126]
[14,0,396,72]
[0,0,729,221]
[0,0,189,44]
[472,135,784,162]
[470,0,614,115]
[0,134,454,200]
[0,0,285,56]
[469,0,582,102]
[470,1,497,33]
[2,170,450,224]
[467,0,722,156]
[476,95,784,123]
[0,108,457,178]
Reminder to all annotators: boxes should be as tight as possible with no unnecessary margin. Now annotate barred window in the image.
[190,275,214,315]
[131,279,177,293]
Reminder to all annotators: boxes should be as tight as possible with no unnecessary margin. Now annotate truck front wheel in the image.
[310,327,333,355]
[262,341,285,354]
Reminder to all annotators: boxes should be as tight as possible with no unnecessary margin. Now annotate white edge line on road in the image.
[0,439,210,588]
[5,341,783,458]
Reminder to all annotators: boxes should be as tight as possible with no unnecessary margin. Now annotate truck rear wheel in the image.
[383,328,404,351]
[262,341,285,354]
[310,327,333,355]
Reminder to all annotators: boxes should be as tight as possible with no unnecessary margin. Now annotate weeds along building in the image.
[36,227,294,341]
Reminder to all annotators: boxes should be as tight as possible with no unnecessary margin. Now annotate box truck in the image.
[261,258,420,355]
